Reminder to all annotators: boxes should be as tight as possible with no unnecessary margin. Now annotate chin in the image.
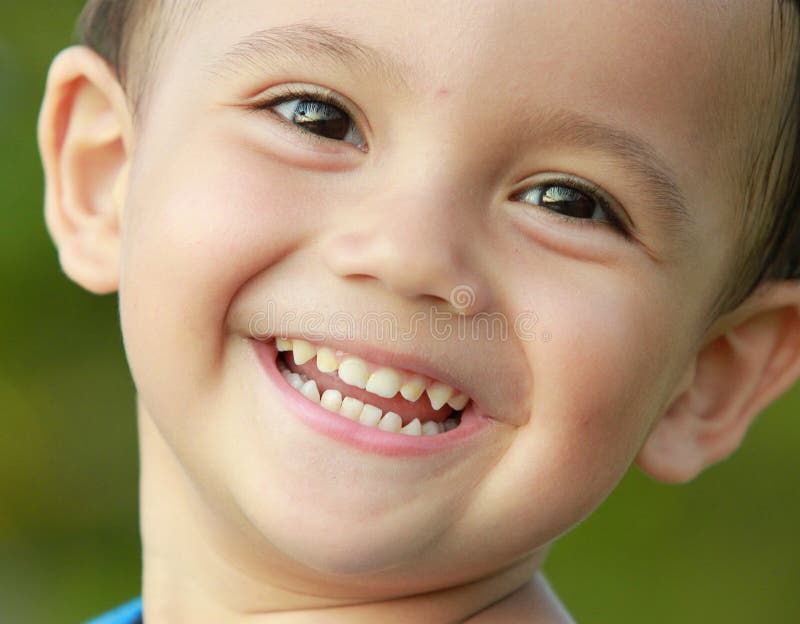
[247,505,443,580]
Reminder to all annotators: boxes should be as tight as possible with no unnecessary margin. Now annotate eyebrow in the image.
[209,23,694,241]
[525,109,695,240]
[207,23,411,92]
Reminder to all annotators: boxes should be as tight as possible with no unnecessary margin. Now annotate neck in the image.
[137,402,571,623]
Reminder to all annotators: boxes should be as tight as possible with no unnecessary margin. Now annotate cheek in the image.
[542,275,691,462]
[118,136,311,419]
[474,261,698,549]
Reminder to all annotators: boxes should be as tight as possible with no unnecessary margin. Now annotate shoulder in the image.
[464,574,575,624]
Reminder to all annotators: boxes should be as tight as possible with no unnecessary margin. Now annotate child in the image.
[38,0,800,622]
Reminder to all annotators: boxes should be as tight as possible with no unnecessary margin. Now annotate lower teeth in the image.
[277,355,460,435]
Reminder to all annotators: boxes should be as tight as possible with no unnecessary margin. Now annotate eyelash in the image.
[250,86,366,150]
[250,87,629,239]
[514,176,630,240]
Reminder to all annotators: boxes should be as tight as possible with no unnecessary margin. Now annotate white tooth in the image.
[443,418,458,431]
[436,421,445,433]
[287,373,304,389]
[427,382,454,410]
[338,357,369,389]
[316,347,339,373]
[292,339,317,365]
[421,421,440,436]
[300,380,320,403]
[339,397,364,420]
[447,393,470,410]
[400,376,426,402]
[399,418,422,436]
[276,337,292,352]
[366,368,402,398]
[377,411,402,433]
[300,373,308,383]
[281,368,291,378]
[358,404,383,427]
[320,389,343,412]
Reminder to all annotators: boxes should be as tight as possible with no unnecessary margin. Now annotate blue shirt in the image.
[84,598,142,624]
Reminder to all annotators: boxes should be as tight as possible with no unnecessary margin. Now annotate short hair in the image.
[76,0,800,319]
[713,0,800,319]
[77,0,201,116]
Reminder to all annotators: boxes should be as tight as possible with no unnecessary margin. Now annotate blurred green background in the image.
[1,3,798,623]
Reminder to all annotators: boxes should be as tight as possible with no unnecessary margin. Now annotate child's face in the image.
[120,0,760,588]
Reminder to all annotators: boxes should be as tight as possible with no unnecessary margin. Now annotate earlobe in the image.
[38,45,133,294]
[637,281,800,483]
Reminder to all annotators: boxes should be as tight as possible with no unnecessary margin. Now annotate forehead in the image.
[148,0,771,259]
[189,0,736,107]
[168,1,757,107]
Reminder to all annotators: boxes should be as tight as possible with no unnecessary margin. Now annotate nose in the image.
[320,187,492,315]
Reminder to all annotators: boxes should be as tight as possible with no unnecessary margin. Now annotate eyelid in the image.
[513,173,633,238]
[245,83,370,151]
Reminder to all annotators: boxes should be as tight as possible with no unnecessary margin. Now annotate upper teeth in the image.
[292,339,317,365]
[315,347,339,372]
[365,367,402,398]
[338,357,370,389]
[400,376,426,402]
[426,382,453,410]
[277,338,471,411]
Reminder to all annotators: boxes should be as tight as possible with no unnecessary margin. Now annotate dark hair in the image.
[77,0,141,90]
[744,1,800,292]
[77,0,800,317]
[77,0,200,113]
[714,0,800,320]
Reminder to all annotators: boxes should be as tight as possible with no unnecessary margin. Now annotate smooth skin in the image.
[39,1,800,622]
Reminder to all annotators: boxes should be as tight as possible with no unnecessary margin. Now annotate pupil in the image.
[540,185,594,218]
[294,100,349,140]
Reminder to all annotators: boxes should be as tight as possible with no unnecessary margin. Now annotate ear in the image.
[38,45,133,294]
[637,280,800,483]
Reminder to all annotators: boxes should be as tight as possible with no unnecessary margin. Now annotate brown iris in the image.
[537,185,596,219]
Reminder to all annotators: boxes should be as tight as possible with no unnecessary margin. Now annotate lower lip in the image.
[250,339,494,457]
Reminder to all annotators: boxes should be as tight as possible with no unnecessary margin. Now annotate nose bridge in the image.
[320,164,491,312]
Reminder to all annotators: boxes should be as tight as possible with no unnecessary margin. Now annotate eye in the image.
[256,87,367,151]
[512,178,628,237]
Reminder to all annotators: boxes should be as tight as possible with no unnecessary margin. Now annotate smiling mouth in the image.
[273,338,469,436]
